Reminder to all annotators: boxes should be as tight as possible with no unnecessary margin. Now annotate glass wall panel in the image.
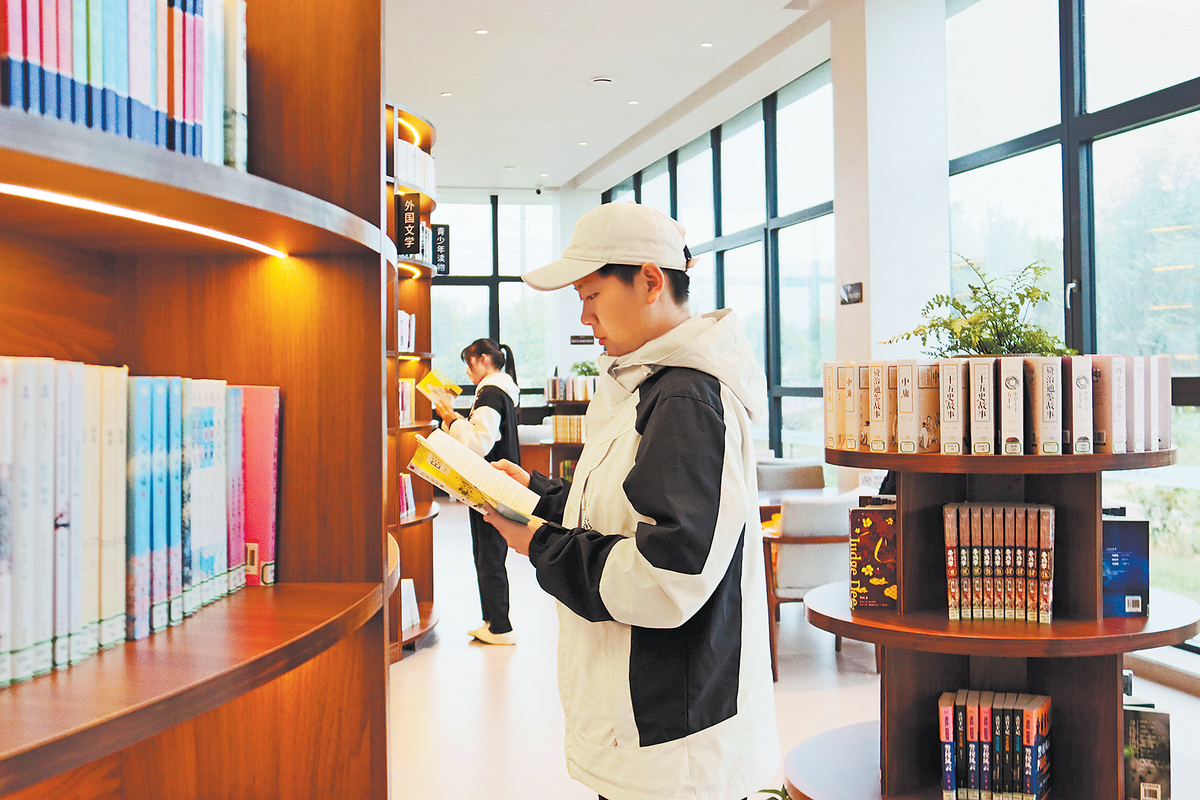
[780,395,831,476]
[688,251,717,316]
[432,202,493,276]
[1085,0,1200,112]
[640,158,671,217]
[949,145,1066,341]
[499,281,548,388]
[722,241,766,373]
[498,203,554,277]
[677,134,714,245]
[431,285,490,386]
[777,216,836,387]
[611,176,636,205]
[945,0,1060,159]
[719,102,766,236]
[1094,111,1200,374]
[776,62,833,217]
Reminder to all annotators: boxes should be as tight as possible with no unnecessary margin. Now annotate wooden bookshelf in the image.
[0,0,393,790]
[787,448,1200,800]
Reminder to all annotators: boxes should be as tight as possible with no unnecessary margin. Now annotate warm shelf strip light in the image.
[397,117,421,148]
[398,263,422,277]
[0,182,289,259]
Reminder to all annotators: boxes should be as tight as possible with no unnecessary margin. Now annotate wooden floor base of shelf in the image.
[391,601,439,663]
[784,722,939,800]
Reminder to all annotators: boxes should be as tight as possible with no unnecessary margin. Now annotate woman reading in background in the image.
[433,338,522,645]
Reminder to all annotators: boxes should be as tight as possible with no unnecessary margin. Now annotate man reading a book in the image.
[483,202,778,800]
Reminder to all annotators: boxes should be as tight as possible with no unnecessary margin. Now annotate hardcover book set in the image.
[939,689,1051,800]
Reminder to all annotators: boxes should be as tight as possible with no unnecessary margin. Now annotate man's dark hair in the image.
[596,263,690,304]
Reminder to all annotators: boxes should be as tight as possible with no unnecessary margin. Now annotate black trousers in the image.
[469,507,512,633]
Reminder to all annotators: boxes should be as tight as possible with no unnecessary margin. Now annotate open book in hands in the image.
[415,367,462,407]
[408,428,541,523]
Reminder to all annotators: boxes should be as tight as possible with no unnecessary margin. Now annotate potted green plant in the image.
[883,256,1075,357]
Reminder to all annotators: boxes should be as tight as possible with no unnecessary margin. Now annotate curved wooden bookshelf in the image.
[398,501,441,528]
[0,584,382,797]
[0,106,388,259]
[825,446,1177,474]
[399,601,440,649]
[806,582,1200,657]
[386,534,401,598]
[391,420,439,434]
[783,722,939,800]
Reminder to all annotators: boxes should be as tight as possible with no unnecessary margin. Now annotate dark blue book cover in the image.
[1103,516,1150,617]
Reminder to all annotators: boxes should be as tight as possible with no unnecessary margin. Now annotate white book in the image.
[938,358,968,455]
[212,380,229,600]
[223,0,248,170]
[99,366,129,650]
[0,358,13,686]
[852,364,870,451]
[1089,355,1125,454]
[205,0,225,166]
[1062,355,1093,454]
[868,361,897,453]
[1156,354,1172,450]
[32,358,56,676]
[1126,356,1146,453]
[52,362,75,669]
[66,363,87,664]
[1023,357,1062,455]
[1146,355,1160,453]
[967,357,995,454]
[182,379,201,617]
[839,362,860,451]
[78,366,104,659]
[996,357,1024,455]
[823,361,840,449]
[10,359,45,682]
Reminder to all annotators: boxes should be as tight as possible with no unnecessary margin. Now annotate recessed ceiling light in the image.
[539,173,548,178]
[590,77,613,85]
[440,91,452,97]
[628,100,639,105]
[700,41,714,47]
[476,29,488,34]
[578,142,587,146]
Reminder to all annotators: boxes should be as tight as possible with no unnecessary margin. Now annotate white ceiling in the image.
[384,0,830,194]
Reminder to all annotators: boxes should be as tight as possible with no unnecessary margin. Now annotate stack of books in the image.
[551,414,585,444]
[942,503,1055,623]
[823,355,1173,456]
[0,357,279,690]
[939,689,1051,800]
[395,139,436,196]
[546,375,596,402]
[0,0,249,168]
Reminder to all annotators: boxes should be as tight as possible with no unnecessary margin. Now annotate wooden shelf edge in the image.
[784,722,939,800]
[392,602,439,661]
[390,421,438,434]
[0,583,383,796]
[805,582,1200,657]
[0,106,385,258]
[825,447,1177,474]
[398,501,440,528]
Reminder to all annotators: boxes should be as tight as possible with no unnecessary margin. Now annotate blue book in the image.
[1103,516,1150,617]
[102,0,128,135]
[166,376,183,625]
[1,0,26,110]
[85,0,102,127]
[224,385,243,593]
[149,378,168,632]
[71,0,88,122]
[180,378,198,615]
[125,377,152,641]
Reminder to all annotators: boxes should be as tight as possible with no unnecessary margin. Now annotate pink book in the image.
[236,386,279,586]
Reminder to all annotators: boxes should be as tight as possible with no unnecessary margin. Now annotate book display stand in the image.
[385,103,440,661]
[785,448,1200,800]
[0,0,399,792]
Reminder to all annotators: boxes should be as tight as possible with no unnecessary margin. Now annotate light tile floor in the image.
[388,499,1198,799]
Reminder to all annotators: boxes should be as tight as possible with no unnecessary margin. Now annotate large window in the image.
[430,285,490,386]
[776,63,833,218]
[1084,0,1200,112]
[719,103,766,236]
[723,241,766,373]
[640,157,670,218]
[676,134,714,244]
[777,216,836,387]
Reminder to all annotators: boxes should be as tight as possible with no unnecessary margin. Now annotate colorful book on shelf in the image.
[86,0,103,127]
[222,0,247,169]
[166,0,183,149]
[944,503,960,621]
[203,0,223,165]
[867,360,897,453]
[102,0,129,135]
[939,358,967,455]
[237,384,279,586]
[979,690,994,800]
[22,0,41,113]
[1062,355,1093,454]
[78,365,102,657]
[149,377,169,632]
[981,505,994,620]
[955,688,968,800]
[939,691,957,800]
[966,689,980,799]
[849,504,896,609]
[31,357,55,676]
[225,385,245,593]
[958,504,972,621]
[968,357,995,455]
[1003,506,1016,621]
[1014,506,1028,622]
[39,0,58,116]
[155,0,167,143]
[166,376,184,623]
[1021,694,1051,800]
[200,378,227,605]
[1,0,26,110]
[415,367,461,405]
[990,694,1005,800]
[970,505,983,621]
[1037,505,1054,624]
[1124,705,1169,800]
[125,376,152,641]
[997,356,1024,455]
[1023,357,1062,455]
[180,377,199,613]
[1091,355,1127,454]
[127,0,154,141]
[1103,515,1149,618]
[0,358,13,686]
[408,428,539,524]
[839,361,862,451]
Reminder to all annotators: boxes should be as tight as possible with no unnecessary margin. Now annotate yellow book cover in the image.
[415,368,462,404]
[408,429,539,524]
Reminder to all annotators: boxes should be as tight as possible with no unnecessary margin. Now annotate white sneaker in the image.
[471,624,516,646]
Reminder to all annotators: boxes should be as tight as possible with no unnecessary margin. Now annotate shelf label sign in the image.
[398,193,420,255]
[431,224,450,275]
[570,335,595,345]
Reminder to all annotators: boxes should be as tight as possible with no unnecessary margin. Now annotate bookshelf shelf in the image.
[399,601,440,650]
[789,447,1198,800]
[783,722,940,800]
[398,501,441,528]
[0,584,382,797]
[806,582,1200,657]
[391,421,439,434]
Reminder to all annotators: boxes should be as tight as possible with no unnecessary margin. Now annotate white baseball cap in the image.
[522,202,697,291]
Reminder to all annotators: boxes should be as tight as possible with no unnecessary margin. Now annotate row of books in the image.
[546,375,596,402]
[943,503,1054,623]
[824,355,1173,456]
[0,0,249,168]
[0,356,279,688]
[397,473,416,519]
[550,414,585,444]
[396,309,417,354]
[558,458,576,481]
[939,689,1051,800]
[395,138,436,196]
[398,378,415,426]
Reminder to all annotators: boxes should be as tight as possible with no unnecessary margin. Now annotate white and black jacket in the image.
[527,309,779,800]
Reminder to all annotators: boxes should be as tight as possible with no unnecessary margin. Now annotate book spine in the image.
[969,357,995,454]
[23,0,42,113]
[86,0,101,126]
[125,376,151,641]
[970,504,982,621]
[9,360,38,682]
[967,690,980,800]
[0,358,13,686]
[98,366,127,648]
[154,0,166,142]
[1024,358,1061,455]
[868,361,895,452]
[958,506,972,621]
[1,0,27,110]
[102,0,128,135]
[52,362,73,669]
[39,0,57,115]
[79,366,102,657]
[944,503,959,621]
[1063,355,1093,454]
[979,691,993,800]
[1091,355,1126,454]
[240,386,279,585]
[1146,354,1159,454]
[32,358,55,676]
[956,689,968,800]
[1003,506,1016,621]
[1126,356,1145,452]
[1038,505,1054,625]
[166,376,183,624]
[191,0,202,156]
[180,378,197,614]
[210,379,227,600]
[1156,354,1171,450]
[66,363,86,664]
[840,362,860,451]
[940,692,958,800]
[939,358,966,455]
[1024,508,1039,623]
[824,362,838,449]
[225,385,245,593]
[165,0,181,148]
[991,696,1004,800]
[149,377,168,631]
[981,506,994,620]
[996,357,1024,455]
[57,0,72,118]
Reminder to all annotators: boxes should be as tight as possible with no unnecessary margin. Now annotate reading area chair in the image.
[758,460,869,681]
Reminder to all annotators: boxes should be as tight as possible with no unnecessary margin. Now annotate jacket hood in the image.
[476,370,520,404]
[598,308,767,423]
